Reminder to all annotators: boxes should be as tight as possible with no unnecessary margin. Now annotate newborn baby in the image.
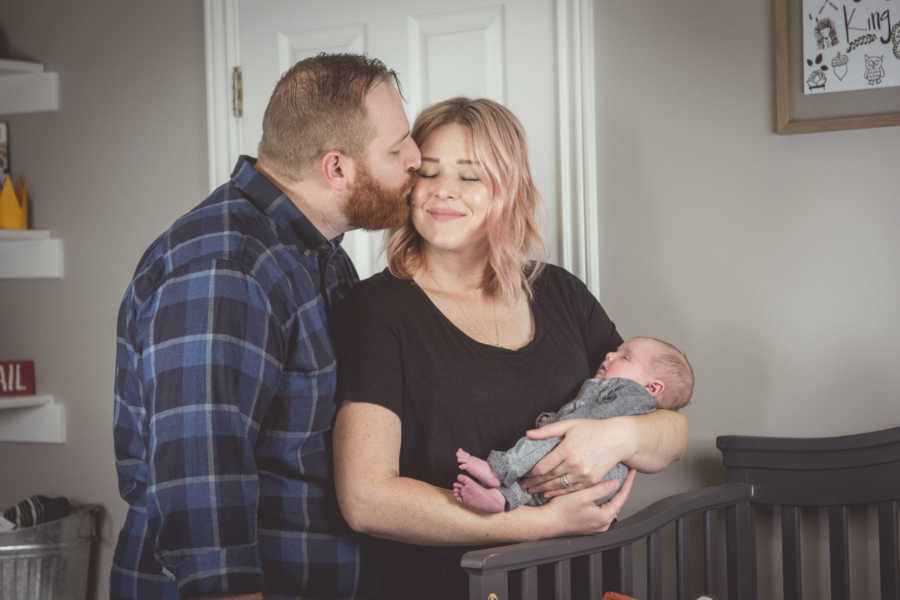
[454,337,693,513]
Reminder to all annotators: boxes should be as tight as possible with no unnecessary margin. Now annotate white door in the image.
[207,0,599,284]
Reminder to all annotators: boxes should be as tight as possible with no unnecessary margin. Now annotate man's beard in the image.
[343,162,414,231]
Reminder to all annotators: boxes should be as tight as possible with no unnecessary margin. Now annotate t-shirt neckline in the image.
[403,273,543,355]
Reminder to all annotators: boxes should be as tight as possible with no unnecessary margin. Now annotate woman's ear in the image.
[645,380,664,399]
[320,150,354,191]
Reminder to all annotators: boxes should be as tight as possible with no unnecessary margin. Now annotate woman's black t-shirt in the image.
[333,264,622,599]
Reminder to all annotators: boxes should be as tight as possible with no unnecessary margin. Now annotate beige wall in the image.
[594,3,898,597]
[0,1,898,598]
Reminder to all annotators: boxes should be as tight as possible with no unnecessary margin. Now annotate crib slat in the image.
[676,517,689,600]
[554,559,571,600]
[726,501,756,600]
[703,509,718,596]
[468,570,508,600]
[879,501,898,600]
[519,566,538,600]
[587,552,603,596]
[781,505,803,599]
[647,531,662,600]
[603,545,633,595]
[620,545,633,596]
[829,504,850,600]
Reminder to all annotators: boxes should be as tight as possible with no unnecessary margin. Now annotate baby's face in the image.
[594,338,659,385]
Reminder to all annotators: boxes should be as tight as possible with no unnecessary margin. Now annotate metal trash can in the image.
[0,504,100,600]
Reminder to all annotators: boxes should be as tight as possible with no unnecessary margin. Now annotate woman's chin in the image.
[421,237,468,253]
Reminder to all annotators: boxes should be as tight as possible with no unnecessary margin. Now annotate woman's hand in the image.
[544,469,636,536]
[518,417,635,498]
[519,409,688,498]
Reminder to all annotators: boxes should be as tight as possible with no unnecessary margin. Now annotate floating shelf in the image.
[0,59,59,115]
[0,230,63,278]
[0,395,66,443]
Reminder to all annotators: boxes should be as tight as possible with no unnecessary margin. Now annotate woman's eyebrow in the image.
[421,157,439,163]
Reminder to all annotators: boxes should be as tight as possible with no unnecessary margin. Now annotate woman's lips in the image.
[428,208,465,221]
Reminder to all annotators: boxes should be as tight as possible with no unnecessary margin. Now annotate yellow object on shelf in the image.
[0,174,27,230]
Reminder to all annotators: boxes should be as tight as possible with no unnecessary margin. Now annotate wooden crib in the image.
[462,425,900,599]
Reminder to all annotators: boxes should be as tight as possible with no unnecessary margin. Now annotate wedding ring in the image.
[560,474,571,488]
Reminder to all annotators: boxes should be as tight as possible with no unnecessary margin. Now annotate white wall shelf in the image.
[0,59,59,115]
[0,60,64,444]
[0,395,66,443]
[0,230,63,278]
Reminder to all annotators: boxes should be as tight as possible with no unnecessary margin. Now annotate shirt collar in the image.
[230,155,344,253]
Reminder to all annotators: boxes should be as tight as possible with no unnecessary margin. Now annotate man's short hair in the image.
[257,53,400,179]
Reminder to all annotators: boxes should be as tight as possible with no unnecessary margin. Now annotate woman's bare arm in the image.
[333,402,633,546]
[518,409,688,497]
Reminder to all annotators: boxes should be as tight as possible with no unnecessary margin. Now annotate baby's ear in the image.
[645,380,664,399]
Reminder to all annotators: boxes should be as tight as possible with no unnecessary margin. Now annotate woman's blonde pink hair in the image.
[387,97,544,300]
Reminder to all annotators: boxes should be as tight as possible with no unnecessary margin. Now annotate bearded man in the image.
[111,54,421,600]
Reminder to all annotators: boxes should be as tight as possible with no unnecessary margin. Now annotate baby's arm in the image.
[534,378,603,427]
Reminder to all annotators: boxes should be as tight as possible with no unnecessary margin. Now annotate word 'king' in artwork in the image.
[803,0,900,94]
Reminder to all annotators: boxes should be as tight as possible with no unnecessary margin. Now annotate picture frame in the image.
[774,0,900,134]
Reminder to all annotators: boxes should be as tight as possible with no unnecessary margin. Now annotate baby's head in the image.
[594,337,694,410]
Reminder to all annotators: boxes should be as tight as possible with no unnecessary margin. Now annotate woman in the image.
[332,98,687,598]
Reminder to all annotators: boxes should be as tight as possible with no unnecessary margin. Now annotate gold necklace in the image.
[425,268,502,347]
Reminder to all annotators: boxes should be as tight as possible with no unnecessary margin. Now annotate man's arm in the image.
[140,262,282,596]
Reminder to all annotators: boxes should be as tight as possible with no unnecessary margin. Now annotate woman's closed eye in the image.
[416,169,481,181]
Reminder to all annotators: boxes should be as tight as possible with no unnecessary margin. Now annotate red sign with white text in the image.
[0,360,35,396]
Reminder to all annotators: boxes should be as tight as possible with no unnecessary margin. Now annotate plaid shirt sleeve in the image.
[116,257,284,596]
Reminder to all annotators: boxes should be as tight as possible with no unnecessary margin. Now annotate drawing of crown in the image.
[0,174,28,230]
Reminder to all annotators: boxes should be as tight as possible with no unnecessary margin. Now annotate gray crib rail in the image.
[462,425,900,600]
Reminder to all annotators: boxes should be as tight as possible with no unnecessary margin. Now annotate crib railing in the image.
[719,425,900,600]
[462,425,900,600]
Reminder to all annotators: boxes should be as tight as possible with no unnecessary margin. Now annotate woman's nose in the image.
[432,178,453,199]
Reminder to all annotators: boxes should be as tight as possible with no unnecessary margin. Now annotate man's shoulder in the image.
[128,183,302,305]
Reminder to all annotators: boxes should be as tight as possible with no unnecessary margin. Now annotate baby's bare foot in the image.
[456,448,501,488]
[456,474,505,513]
[453,482,465,503]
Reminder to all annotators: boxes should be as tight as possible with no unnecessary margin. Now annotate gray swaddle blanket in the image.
[486,377,657,510]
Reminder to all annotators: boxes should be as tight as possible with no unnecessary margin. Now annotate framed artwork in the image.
[774,0,900,134]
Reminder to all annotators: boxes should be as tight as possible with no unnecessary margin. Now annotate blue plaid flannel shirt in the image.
[111,156,366,599]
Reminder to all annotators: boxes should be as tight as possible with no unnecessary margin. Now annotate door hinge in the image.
[232,66,243,118]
